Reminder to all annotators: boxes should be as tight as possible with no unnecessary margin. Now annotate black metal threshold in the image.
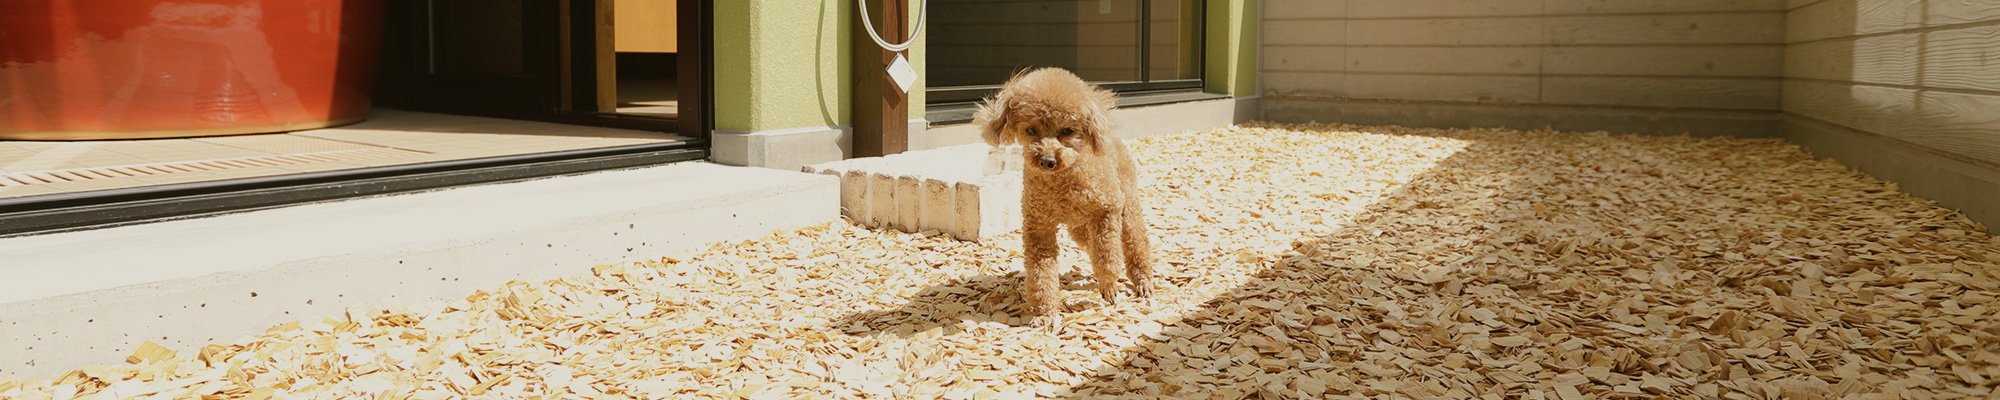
[925,89,1232,126]
[0,141,709,237]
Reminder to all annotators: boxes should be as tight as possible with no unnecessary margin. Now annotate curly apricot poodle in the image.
[974,68,1156,331]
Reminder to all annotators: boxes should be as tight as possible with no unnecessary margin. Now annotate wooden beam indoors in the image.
[595,0,618,112]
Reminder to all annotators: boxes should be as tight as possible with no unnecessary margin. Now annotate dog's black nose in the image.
[1037,155,1058,169]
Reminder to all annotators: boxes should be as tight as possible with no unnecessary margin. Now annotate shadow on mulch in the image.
[1039,127,1899,399]
[835,272,1111,337]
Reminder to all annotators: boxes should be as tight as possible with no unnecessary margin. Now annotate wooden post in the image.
[594,0,618,112]
[852,0,909,157]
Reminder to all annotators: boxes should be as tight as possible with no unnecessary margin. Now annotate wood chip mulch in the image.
[6,122,2000,400]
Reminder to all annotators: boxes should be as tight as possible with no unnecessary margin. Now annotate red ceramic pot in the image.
[0,0,383,140]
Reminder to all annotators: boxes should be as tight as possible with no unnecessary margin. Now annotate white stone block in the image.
[869,172,897,229]
[994,172,1023,235]
[985,145,1023,175]
[815,144,1024,241]
[920,178,955,236]
[951,180,982,241]
[841,170,870,224]
[977,175,1021,240]
[895,175,921,233]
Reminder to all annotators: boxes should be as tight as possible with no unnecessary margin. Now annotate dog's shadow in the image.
[834,271,1106,338]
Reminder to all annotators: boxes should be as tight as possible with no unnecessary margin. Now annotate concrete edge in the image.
[1260,96,1781,138]
[0,163,842,376]
[712,119,930,172]
[1779,114,2000,229]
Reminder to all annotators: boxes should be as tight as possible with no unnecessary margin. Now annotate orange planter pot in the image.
[0,0,383,140]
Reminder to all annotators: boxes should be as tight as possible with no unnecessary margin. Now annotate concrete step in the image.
[0,162,838,376]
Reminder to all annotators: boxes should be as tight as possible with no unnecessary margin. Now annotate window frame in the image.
[923,0,1206,105]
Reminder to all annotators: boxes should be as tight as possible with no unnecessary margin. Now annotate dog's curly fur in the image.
[974,68,1155,330]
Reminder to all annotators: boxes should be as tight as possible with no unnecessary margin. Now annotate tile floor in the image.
[0,108,690,200]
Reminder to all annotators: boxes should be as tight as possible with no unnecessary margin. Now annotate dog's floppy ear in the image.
[973,92,1013,146]
[1082,85,1120,152]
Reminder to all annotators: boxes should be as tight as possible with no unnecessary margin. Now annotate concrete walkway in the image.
[0,162,837,376]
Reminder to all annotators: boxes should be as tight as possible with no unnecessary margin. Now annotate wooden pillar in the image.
[852,0,908,157]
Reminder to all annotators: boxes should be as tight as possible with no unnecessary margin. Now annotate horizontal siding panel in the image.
[1782,33,1919,85]
[1544,0,1787,14]
[1929,0,2000,26]
[1922,25,2000,93]
[1262,71,1349,98]
[1347,47,1541,75]
[1786,0,1925,43]
[1902,91,2000,165]
[1348,18,1545,46]
[1544,77,1780,109]
[1347,73,1540,103]
[1346,0,1542,19]
[1264,20,1347,45]
[1782,80,1916,138]
[1265,0,1346,20]
[1547,46,1782,77]
[1785,80,2000,164]
[1263,46,1347,72]
[1548,14,1784,45]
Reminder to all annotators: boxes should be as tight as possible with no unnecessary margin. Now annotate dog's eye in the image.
[1025,128,1038,135]
[1060,128,1075,136]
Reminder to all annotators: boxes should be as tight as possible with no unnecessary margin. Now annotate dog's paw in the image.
[1098,288,1118,305]
[1028,314,1062,334]
[1130,280,1154,299]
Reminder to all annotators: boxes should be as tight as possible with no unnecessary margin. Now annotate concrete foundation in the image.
[711,119,930,171]
[1781,115,2000,229]
[0,162,839,376]
[1261,97,1780,138]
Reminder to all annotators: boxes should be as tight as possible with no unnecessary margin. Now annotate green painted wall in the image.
[713,0,924,132]
[1204,0,1257,97]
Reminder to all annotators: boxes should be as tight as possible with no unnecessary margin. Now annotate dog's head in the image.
[972,68,1118,172]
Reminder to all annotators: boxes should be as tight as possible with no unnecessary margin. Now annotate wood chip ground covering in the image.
[8,122,2000,400]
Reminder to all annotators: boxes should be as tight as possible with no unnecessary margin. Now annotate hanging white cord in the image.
[858,0,928,52]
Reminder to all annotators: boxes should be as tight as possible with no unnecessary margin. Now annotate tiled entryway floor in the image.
[0,108,690,200]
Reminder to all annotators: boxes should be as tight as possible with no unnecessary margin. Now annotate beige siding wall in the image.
[1777,0,2000,226]
[1260,0,1788,136]
[1781,0,2000,165]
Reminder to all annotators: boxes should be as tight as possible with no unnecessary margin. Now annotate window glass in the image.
[927,0,1198,92]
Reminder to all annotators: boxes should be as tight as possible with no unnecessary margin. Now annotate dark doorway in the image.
[374,0,710,140]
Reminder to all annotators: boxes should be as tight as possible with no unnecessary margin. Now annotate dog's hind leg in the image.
[1121,204,1155,299]
[1022,218,1064,331]
[1074,214,1126,305]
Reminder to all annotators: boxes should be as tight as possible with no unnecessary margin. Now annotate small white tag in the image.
[887,53,917,94]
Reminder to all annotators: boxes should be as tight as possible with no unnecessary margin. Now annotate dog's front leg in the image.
[1021,218,1063,332]
[1084,214,1126,305]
